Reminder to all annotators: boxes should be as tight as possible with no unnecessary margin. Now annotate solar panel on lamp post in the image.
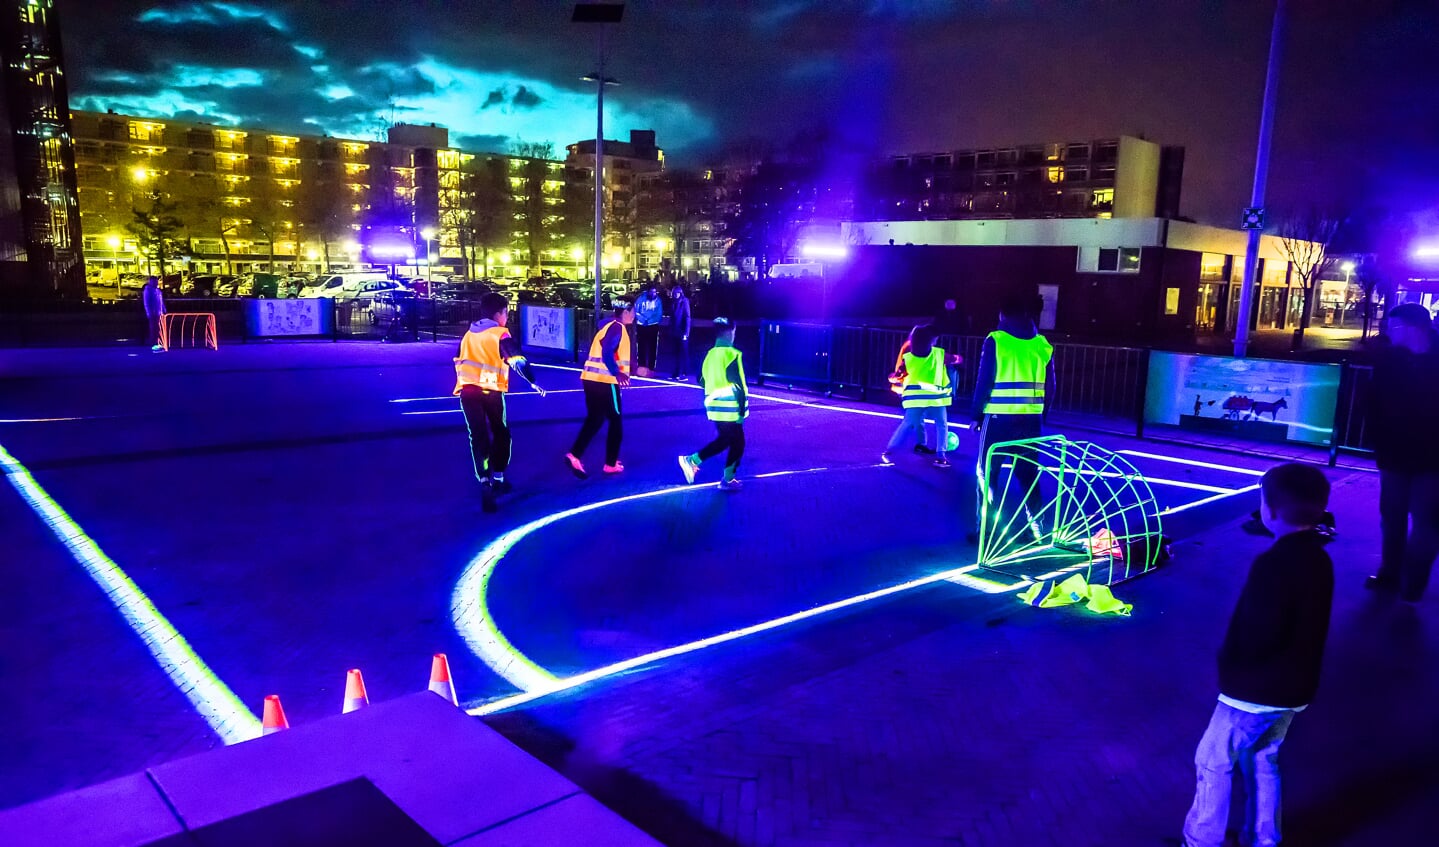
[574,2,624,320]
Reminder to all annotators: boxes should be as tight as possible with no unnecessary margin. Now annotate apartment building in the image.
[69,110,578,279]
[863,136,1184,222]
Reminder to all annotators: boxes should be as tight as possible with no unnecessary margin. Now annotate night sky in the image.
[66,1,1439,226]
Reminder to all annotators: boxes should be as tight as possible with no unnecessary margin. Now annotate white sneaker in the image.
[879,452,894,465]
[678,454,699,484]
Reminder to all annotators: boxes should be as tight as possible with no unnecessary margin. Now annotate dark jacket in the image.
[1369,342,1439,471]
[141,281,165,318]
[672,296,691,337]
[1217,529,1334,709]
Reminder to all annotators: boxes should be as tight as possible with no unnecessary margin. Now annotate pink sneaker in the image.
[564,453,588,479]
[603,461,625,474]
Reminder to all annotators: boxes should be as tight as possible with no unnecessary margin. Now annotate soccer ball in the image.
[946,430,960,452]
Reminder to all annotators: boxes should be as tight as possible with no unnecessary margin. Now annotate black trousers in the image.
[671,331,690,377]
[636,324,661,370]
[974,413,1044,535]
[1377,469,1439,599]
[146,314,163,347]
[571,380,623,465]
[459,386,510,480]
[697,421,745,475]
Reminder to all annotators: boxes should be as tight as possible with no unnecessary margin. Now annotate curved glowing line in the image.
[0,443,261,743]
[454,463,1015,705]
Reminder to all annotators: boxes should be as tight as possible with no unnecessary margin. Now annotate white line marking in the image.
[0,442,261,743]
[1161,483,1262,515]
[391,384,682,404]
[0,417,87,423]
[1117,450,1266,476]
[455,462,1022,712]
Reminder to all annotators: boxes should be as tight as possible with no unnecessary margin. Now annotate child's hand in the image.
[617,373,631,388]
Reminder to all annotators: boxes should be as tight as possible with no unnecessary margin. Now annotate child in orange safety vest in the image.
[454,292,546,512]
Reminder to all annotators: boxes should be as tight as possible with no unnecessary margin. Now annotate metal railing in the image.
[751,320,1373,464]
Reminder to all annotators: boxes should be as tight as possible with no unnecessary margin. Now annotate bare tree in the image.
[295,164,352,273]
[1278,209,1341,351]
[511,141,556,276]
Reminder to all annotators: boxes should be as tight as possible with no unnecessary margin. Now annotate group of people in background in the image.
[630,283,692,380]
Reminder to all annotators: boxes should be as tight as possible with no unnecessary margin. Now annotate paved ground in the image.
[1,341,1430,845]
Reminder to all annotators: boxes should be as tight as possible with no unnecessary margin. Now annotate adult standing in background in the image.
[634,284,665,376]
[141,275,166,353]
[670,285,692,380]
[1365,302,1439,602]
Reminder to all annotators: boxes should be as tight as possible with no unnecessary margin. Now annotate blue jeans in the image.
[886,405,948,455]
[1183,701,1296,847]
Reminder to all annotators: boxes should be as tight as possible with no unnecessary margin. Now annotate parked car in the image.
[368,288,419,325]
[432,281,493,302]
[236,272,284,298]
[516,288,560,306]
[179,275,210,296]
[299,271,389,298]
[214,275,241,297]
[118,274,147,291]
[347,278,409,303]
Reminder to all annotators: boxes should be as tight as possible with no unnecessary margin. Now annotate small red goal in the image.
[160,313,218,351]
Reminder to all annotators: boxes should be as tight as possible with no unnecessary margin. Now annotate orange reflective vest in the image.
[581,321,632,384]
[454,326,511,393]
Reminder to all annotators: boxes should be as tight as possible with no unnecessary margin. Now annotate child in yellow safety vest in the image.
[882,324,960,467]
[678,317,747,491]
[454,292,547,513]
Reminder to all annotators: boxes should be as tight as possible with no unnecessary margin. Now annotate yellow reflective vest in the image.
[454,326,510,393]
[900,346,952,409]
[983,331,1052,415]
[581,321,632,384]
[701,345,747,422]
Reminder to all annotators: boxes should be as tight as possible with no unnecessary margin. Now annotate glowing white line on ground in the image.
[1117,450,1266,476]
[1055,468,1239,495]
[452,464,893,695]
[1160,483,1262,516]
[0,417,86,423]
[455,463,1019,711]
[0,442,261,743]
[466,560,1013,716]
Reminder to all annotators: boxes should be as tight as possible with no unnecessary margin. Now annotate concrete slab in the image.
[0,772,181,847]
[148,693,581,843]
[450,794,663,847]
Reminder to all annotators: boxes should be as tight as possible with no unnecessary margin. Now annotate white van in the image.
[299,271,390,299]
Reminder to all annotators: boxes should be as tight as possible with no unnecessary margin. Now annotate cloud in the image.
[137,1,288,32]
[481,89,506,109]
[511,86,542,109]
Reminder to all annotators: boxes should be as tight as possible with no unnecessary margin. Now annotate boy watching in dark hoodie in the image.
[454,292,546,512]
[1182,462,1334,847]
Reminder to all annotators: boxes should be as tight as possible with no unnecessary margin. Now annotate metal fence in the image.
[753,320,1373,464]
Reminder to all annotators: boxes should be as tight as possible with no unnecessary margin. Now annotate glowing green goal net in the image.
[976,435,1164,586]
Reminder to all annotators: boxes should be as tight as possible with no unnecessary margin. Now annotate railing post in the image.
[823,324,835,396]
[1134,348,1151,439]
[331,298,338,342]
[1328,360,1346,468]
[756,322,767,387]
[860,326,871,402]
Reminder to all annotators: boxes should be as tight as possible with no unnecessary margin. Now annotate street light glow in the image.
[1413,244,1439,260]
[131,167,149,182]
[569,246,585,260]
[421,227,436,240]
[801,243,849,259]
[106,235,121,249]
[1341,261,1355,273]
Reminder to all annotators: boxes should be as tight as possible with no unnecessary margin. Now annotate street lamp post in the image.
[421,226,436,283]
[574,2,624,319]
[1234,0,1286,358]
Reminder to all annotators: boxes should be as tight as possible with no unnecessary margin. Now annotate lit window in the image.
[1091,188,1114,207]
[1200,253,1226,281]
[1047,167,1063,183]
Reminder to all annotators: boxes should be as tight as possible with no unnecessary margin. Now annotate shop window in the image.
[1200,253,1227,281]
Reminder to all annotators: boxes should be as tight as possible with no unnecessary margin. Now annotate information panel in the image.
[1144,352,1341,446]
[520,305,572,353]
[245,298,332,337]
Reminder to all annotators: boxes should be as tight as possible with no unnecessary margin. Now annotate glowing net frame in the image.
[160,312,218,351]
[977,435,1163,586]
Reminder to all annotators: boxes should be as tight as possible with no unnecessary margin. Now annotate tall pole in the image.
[1234,0,1286,358]
[593,43,605,319]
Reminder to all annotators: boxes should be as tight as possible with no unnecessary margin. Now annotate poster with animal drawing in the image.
[1144,352,1341,446]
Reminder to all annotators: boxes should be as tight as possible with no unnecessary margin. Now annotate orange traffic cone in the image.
[428,653,457,706]
[261,694,289,735]
[342,668,369,713]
